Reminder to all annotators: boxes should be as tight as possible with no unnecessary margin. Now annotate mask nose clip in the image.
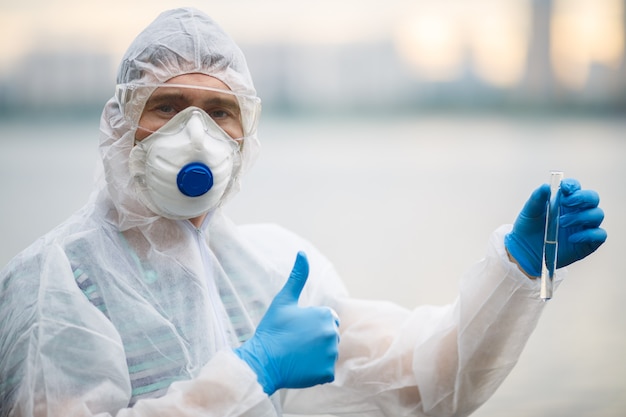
[185,109,210,150]
[177,162,213,197]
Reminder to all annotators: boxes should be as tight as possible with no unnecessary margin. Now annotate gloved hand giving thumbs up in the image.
[234,251,340,396]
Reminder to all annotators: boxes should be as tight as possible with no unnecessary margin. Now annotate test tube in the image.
[540,171,564,301]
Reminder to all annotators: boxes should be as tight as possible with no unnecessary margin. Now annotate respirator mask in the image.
[128,106,242,220]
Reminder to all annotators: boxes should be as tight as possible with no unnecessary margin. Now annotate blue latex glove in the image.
[505,178,607,277]
[234,251,340,395]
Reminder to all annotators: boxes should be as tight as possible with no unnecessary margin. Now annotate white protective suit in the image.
[0,7,557,417]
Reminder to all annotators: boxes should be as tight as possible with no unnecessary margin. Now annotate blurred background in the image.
[1,0,625,416]
[1,0,625,114]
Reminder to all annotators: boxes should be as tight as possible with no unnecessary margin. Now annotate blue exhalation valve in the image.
[177,162,214,197]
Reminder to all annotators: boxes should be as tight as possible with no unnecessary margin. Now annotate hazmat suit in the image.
[0,7,561,417]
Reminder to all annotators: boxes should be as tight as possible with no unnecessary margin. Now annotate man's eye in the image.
[156,104,176,114]
[208,109,231,120]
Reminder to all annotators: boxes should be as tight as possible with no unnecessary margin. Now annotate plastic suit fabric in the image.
[0,8,554,417]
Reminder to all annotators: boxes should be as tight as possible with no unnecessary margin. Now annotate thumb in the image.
[520,183,551,219]
[276,251,310,303]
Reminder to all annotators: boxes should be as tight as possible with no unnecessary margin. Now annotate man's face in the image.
[135,73,244,141]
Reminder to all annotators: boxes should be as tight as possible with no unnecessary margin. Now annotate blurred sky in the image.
[1,0,624,94]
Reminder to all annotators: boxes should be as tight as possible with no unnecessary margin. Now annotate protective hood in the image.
[97,7,261,231]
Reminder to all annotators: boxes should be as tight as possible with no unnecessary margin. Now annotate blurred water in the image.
[0,114,624,416]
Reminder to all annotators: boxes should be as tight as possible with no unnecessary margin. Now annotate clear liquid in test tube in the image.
[541,171,564,301]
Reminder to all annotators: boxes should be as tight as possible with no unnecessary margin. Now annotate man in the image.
[0,7,606,417]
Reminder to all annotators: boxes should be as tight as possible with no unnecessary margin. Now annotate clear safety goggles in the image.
[115,83,262,139]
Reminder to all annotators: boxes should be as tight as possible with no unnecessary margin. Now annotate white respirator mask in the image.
[128,106,241,220]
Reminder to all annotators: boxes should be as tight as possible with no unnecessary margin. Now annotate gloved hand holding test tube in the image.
[505,171,606,301]
[541,171,564,301]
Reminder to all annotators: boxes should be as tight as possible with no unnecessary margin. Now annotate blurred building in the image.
[2,48,113,116]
